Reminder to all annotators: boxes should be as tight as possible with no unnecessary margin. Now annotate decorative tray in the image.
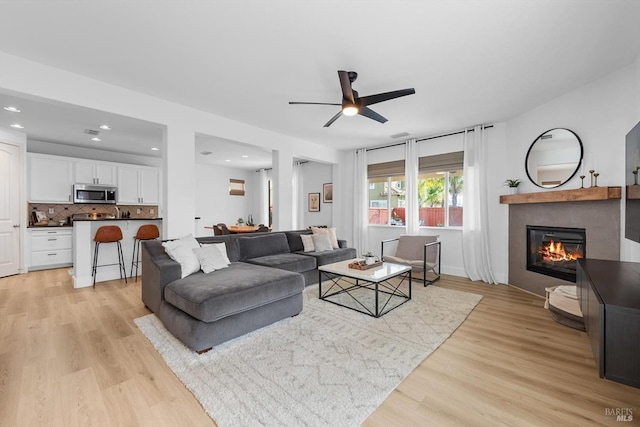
[348,260,383,270]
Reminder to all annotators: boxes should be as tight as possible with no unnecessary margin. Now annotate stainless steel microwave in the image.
[73,183,117,204]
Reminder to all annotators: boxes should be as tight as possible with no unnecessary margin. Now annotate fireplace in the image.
[526,225,586,282]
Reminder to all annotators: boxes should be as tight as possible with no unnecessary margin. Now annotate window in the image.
[368,160,405,226]
[418,152,464,227]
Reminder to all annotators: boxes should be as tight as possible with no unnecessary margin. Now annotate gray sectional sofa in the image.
[141,230,356,352]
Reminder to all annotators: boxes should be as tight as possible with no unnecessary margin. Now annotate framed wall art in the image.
[308,193,320,212]
[323,183,333,203]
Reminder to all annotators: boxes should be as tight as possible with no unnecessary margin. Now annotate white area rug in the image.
[135,284,482,427]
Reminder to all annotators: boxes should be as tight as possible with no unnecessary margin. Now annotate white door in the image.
[0,142,21,277]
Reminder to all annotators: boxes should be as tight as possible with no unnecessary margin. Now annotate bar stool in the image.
[130,224,160,281]
[92,225,127,288]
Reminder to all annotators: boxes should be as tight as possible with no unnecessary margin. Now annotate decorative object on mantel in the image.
[633,169,638,186]
[236,217,244,225]
[579,174,586,188]
[500,186,621,204]
[525,128,583,189]
[504,179,521,195]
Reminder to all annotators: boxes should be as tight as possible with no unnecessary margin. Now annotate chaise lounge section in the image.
[142,230,356,352]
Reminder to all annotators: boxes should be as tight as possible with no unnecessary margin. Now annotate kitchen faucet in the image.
[113,206,120,219]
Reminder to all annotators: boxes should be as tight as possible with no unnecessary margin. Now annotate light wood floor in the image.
[0,270,638,427]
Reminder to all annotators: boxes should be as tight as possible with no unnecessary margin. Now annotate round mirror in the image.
[525,128,583,188]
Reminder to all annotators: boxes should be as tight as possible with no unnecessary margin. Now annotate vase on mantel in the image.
[508,187,519,195]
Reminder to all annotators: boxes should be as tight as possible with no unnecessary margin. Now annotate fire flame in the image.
[539,240,583,262]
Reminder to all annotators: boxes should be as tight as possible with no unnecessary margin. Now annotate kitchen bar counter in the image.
[72,217,163,221]
[72,218,163,288]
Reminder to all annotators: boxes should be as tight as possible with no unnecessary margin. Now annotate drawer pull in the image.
[48,253,57,256]
[48,238,57,241]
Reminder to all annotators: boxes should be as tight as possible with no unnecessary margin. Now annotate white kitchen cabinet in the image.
[29,228,73,270]
[117,165,161,205]
[139,168,160,204]
[28,155,74,202]
[74,160,116,185]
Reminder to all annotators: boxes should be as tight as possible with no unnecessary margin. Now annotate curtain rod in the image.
[365,124,494,152]
[255,160,307,173]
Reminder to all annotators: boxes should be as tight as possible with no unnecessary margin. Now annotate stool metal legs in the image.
[131,238,142,281]
[92,241,128,288]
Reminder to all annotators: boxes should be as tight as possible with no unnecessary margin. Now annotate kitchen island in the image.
[72,218,162,288]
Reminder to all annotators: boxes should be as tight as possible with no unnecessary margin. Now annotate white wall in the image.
[301,162,333,228]
[502,62,640,265]
[194,163,256,237]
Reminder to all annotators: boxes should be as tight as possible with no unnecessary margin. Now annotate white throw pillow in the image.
[311,234,333,252]
[163,239,201,278]
[194,244,230,274]
[200,242,231,265]
[300,234,315,252]
[176,234,200,250]
[311,226,339,249]
[327,227,339,249]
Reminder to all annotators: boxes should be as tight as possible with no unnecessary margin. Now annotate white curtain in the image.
[258,169,269,226]
[292,162,303,229]
[462,125,498,284]
[353,149,368,256]
[404,138,419,235]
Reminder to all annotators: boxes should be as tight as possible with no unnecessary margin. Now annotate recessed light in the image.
[224,159,231,162]
[151,147,160,151]
[99,124,111,130]
[4,106,21,113]
[10,123,24,129]
[91,137,101,142]
[242,155,249,158]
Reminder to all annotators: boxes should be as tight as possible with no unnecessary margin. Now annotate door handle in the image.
[13,224,20,228]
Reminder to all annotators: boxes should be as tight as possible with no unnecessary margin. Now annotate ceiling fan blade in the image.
[289,102,341,106]
[323,111,343,128]
[359,88,415,106]
[338,70,355,104]
[359,107,388,124]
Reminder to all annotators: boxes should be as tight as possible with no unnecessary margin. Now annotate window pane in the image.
[390,177,405,226]
[448,170,463,227]
[418,172,445,227]
[368,179,387,224]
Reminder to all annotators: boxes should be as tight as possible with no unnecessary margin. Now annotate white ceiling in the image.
[1,0,640,168]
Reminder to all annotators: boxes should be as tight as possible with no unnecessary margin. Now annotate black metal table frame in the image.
[318,268,412,318]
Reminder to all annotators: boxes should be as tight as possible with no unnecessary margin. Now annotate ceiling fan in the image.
[289,70,415,127]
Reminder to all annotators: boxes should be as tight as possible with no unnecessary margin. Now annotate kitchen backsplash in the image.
[28,203,159,225]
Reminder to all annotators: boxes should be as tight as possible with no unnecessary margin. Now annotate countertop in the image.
[71,217,163,222]
[28,218,162,228]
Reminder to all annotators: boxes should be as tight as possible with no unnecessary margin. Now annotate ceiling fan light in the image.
[342,106,358,116]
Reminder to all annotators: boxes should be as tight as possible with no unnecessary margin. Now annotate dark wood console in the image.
[577,259,640,388]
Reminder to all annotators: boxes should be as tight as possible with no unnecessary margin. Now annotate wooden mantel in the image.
[500,186,621,205]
